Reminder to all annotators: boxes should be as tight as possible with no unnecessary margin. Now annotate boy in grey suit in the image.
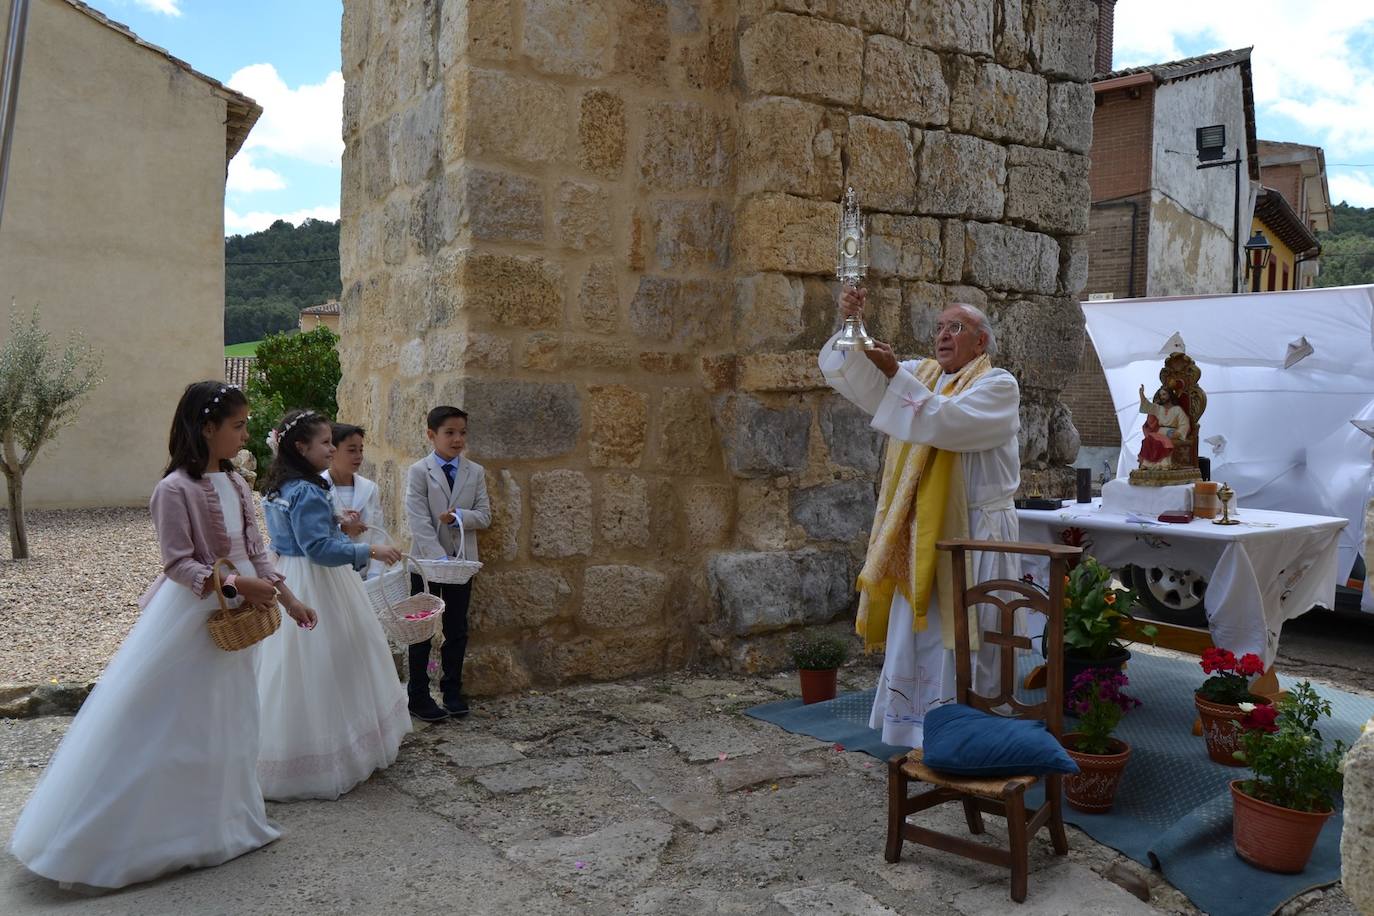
[404,406,491,721]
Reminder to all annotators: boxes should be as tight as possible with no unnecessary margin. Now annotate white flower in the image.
[1237,702,1256,713]
[265,429,280,456]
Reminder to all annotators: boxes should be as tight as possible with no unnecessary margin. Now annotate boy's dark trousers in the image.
[407,575,470,704]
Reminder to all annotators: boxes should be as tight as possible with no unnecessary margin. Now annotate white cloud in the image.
[229,64,344,167]
[1329,173,1374,209]
[1112,4,1374,161]
[226,152,286,193]
[225,205,340,237]
[130,0,182,15]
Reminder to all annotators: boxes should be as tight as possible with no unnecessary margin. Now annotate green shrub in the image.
[790,633,849,671]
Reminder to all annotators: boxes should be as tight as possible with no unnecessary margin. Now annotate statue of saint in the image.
[1137,384,1190,469]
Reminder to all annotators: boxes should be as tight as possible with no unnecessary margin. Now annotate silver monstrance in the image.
[833,186,874,351]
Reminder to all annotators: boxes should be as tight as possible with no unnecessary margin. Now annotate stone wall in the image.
[339,0,1098,692]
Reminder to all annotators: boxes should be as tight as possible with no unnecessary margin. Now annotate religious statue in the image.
[1129,351,1206,486]
[232,448,258,488]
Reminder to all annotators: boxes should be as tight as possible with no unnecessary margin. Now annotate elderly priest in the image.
[818,287,1023,748]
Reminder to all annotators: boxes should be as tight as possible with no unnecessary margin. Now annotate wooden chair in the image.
[885,539,1082,903]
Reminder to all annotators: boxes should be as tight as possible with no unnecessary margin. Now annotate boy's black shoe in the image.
[443,695,470,718]
[409,698,450,722]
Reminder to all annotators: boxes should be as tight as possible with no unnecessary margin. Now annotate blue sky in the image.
[104,0,1374,235]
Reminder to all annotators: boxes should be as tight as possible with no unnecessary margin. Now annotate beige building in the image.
[0,0,258,509]
[299,300,341,334]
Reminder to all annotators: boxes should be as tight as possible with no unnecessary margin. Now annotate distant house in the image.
[0,0,258,508]
[1251,141,1332,291]
[299,300,341,334]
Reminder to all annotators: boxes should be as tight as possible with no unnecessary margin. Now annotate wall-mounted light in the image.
[1196,124,1227,162]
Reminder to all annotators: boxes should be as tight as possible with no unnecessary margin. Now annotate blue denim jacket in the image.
[265,477,369,571]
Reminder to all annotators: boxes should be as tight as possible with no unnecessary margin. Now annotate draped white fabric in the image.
[1083,285,1374,608]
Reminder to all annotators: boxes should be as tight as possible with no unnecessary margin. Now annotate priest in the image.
[819,287,1023,747]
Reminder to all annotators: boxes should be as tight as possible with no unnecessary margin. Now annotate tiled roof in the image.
[1097,47,1252,84]
[61,0,260,161]
[300,300,340,316]
[1254,187,1320,256]
[224,356,256,390]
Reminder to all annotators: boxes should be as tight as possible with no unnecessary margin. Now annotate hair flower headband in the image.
[202,385,229,415]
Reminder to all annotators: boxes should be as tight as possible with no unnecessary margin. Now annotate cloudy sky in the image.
[103,0,1374,236]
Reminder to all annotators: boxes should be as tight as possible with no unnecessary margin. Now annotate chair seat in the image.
[899,748,1040,799]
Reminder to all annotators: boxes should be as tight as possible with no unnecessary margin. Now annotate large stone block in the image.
[834,0,904,36]
[394,85,444,188]
[682,483,735,548]
[579,566,669,629]
[989,296,1084,390]
[444,165,544,243]
[735,193,840,275]
[520,333,560,371]
[847,116,917,213]
[736,352,827,393]
[589,385,649,468]
[639,101,734,191]
[1047,81,1094,154]
[916,131,1006,220]
[438,0,515,63]
[616,0,671,85]
[478,468,522,561]
[458,379,581,460]
[707,549,856,635]
[651,199,732,271]
[601,472,651,548]
[995,0,1028,68]
[739,12,864,106]
[528,628,666,681]
[522,0,614,78]
[463,643,532,697]
[791,480,876,542]
[738,96,842,199]
[820,395,885,474]
[451,251,564,329]
[1344,731,1374,914]
[466,69,569,165]
[906,0,994,56]
[425,329,513,373]
[657,387,718,474]
[578,259,620,334]
[950,61,1048,147]
[531,469,593,557]
[629,277,732,347]
[714,393,811,478]
[862,36,949,126]
[565,339,636,371]
[737,480,789,550]
[869,214,942,281]
[578,89,625,178]
[963,221,1059,295]
[1005,145,1091,235]
[472,568,572,630]
[677,17,734,92]
[734,272,804,351]
[555,180,613,251]
[1028,0,1097,81]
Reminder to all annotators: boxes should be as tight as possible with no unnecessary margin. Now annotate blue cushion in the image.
[921,703,1079,777]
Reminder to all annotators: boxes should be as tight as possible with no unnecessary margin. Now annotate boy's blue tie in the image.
[442,461,456,490]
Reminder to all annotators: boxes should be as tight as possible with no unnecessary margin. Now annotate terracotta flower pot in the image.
[1062,734,1132,813]
[1231,780,1333,874]
[798,668,838,705]
[1195,693,1270,766]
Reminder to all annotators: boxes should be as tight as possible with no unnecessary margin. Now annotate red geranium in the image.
[1241,704,1279,733]
[1198,648,1266,705]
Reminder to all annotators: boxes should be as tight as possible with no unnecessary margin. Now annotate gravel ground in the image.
[1,507,167,685]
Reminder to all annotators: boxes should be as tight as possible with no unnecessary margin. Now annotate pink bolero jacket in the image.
[138,469,284,608]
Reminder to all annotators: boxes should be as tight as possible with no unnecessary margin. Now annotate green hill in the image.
[1316,203,1374,288]
[225,219,341,344]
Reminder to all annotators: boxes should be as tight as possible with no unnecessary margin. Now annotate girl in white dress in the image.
[8,382,317,889]
[322,422,385,580]
[255,409,411,801]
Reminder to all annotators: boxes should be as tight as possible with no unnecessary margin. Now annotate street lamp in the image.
[1195,123,1244,294]
[1244,229,1273,293]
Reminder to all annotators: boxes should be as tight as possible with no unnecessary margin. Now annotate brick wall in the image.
[1062,343,1120,446]
[1263,162,1304,218]
[1088,85,1153,200]
[1084,193,1149,298]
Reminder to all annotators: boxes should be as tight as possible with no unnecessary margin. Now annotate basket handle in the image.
[452,512,468,560]
[210,557,240,614]
[376,554,433,615]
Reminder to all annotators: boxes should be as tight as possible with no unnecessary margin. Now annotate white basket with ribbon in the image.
[375,555,445,644]
[362,527,411,618]
[416,512,482,585]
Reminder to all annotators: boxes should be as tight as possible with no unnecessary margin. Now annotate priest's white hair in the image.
[951,303,997,357]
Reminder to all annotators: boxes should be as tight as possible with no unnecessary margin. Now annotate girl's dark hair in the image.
[164,381,250,478]
[332,422,365,445]
[261,409,332,497]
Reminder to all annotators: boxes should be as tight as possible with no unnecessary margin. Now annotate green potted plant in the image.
[1051,556,1156,702]
[789,633,849,705]
[1195,648,1271,766]
[1231,681,1345,873]
[1062,667,1141,812]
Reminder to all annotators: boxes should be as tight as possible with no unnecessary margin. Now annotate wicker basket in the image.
[207,558,281,652]
[416,513,482,585]
[376,555,446,644]
[362,528,411,618]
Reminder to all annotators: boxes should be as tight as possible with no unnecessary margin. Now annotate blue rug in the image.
[745,651,1374,916]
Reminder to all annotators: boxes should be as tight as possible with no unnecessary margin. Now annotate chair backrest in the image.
[937,539,1082,737]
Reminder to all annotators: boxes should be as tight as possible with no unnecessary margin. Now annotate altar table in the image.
[1016,500,1346,664]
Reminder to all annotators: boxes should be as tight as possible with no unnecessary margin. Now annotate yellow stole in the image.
[855,354,992,652]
